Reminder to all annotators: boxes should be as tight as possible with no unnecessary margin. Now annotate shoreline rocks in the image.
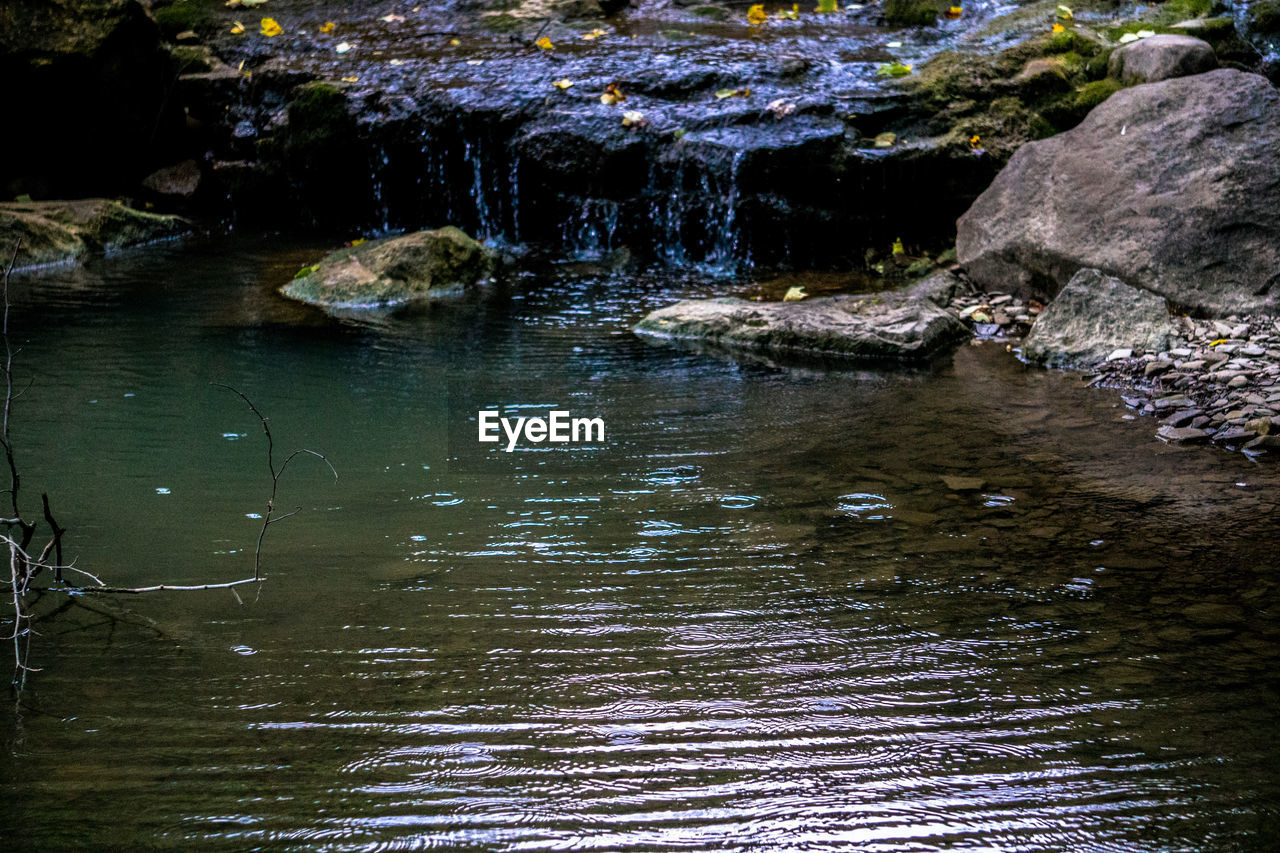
[634,287,970,363]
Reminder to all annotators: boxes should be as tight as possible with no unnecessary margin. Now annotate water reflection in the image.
[2,240,1279,851]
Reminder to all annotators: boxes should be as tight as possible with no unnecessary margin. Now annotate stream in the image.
[2,237,1279,850]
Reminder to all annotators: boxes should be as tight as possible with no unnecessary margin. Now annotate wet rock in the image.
[1022,269,1176,368]
[1107,34,1217,85]
[957,70,1280,316]
[1157,426,1210,444]
[141,159,201,201]
[634,289,970,363]
[0,0,184,197]
[0,199,189,269]
[940,475,985,491]
[281,226,498,310]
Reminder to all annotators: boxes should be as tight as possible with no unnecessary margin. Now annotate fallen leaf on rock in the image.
[601,82,625,105]
[389,58,404,65]
[877,62,912,77]
[783,286,806,301]
[779,4,799,19]
[341,76,359,82]
[747,4,768,24]
[1051,22,1064,32]
[335,41,352,53]
[535,35,554,50]
[553,78,574,89]
[873,131,896,148]
[621,110,646,127]
[259,16,283,36]
[1209,338,1228,347]
[892,238,905,255]
[715,87,751,99]
[380,14,405,22]
[969,134,981,147]
[348,238,367,247]
[319,20,335,33]
[230,20,245,33]
[582,28,608,39]
[449,37,460,45]
[944,4,962,18]
[1056,4,1073,20]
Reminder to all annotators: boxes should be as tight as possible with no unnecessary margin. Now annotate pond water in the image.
[3,238,1279,850]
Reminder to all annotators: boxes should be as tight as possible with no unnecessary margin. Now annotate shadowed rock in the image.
[0,200,189,269]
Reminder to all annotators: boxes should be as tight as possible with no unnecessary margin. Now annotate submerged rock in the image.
[281,226,498,310]
[1022,269,1177,368]
[634,289,969,363]
[957,69,1280,317]
[0,199,189,269]
[1107,34,1217,85]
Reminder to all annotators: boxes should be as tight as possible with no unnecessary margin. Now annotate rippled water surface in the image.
[3,238,1280,851]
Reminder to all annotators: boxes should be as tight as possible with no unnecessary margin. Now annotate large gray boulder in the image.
[634,290,970,363]
[1022,268,1178,367]
[956,69,1280,317]
[1108,34,1217,84]
[282,226,498,310]
[0,199,189,269]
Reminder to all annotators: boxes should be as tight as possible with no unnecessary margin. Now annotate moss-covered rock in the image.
[282,227,499,310]
[883,0,938,27]
[0,199,189,269]
[279,82,373,226]
[1251,0,1280,33]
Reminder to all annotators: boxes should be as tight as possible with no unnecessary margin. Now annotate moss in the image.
[287,83,351,147]
[1040,77,1121,129]
[1251,0,1280,33]
[689,4,731,19]
[1045,29,1099,56]
[1084,48,1113,80]
[170,45,213,73]
[151,1,212,38]
[883,0,938,27]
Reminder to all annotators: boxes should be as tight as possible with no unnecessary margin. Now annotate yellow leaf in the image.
[1051,22,1064,32]
[319,20,335,33]
[969,134,981,148]
[535,35,554,50]
[715,87,751,99]
[230,20,245,34]
[449,37,461,45]
[553,78,574,89]
[582,28,608,39]
[350,238,367,247]
[944,4,962,18]
[600,82,625,105]
[783,286,806,301]
[892,238,905,255]
[747,4,768,24]
[341,76,359,82]
[1209,338,1228,347]
[779,3,799,18]
[877,62,912,77]
[259,17,283,36]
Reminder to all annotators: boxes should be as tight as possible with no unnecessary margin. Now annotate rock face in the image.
[956,69,1280,317]
[1108,34,1217,84]
[0,200,189,269]
[634,290,970,363]
[1022,268,1177,367]
[281,227,498,310]
[0,0,183,198]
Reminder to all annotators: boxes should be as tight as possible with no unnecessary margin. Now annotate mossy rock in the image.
[0,199,189,269]
[282,227,499,310]
[689,4,731,19]
[883,0,938,27]
[171,44,214,73]
[1040,77,1121,129]
[1251,0,1280,33]
[150,0,213,38]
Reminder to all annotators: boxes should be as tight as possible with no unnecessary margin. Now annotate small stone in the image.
[1245,434,1280,449]
[1160,408,1203,428]
[1107,348,1134,361]
[1158,426,1210,443]
[1213,427,1256,444]
[1246,417,1273,435]
[1153,394,1191,410]
[1240,345,1266,357]
[1180,359,1205,370]
[1228,375,1250,388]
[1144,359,1174,377]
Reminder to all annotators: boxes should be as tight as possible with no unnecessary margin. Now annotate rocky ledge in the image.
[0,199,189,270]
[634,281,970,363]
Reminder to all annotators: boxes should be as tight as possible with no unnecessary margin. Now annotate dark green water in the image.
[3,238,1279,851]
